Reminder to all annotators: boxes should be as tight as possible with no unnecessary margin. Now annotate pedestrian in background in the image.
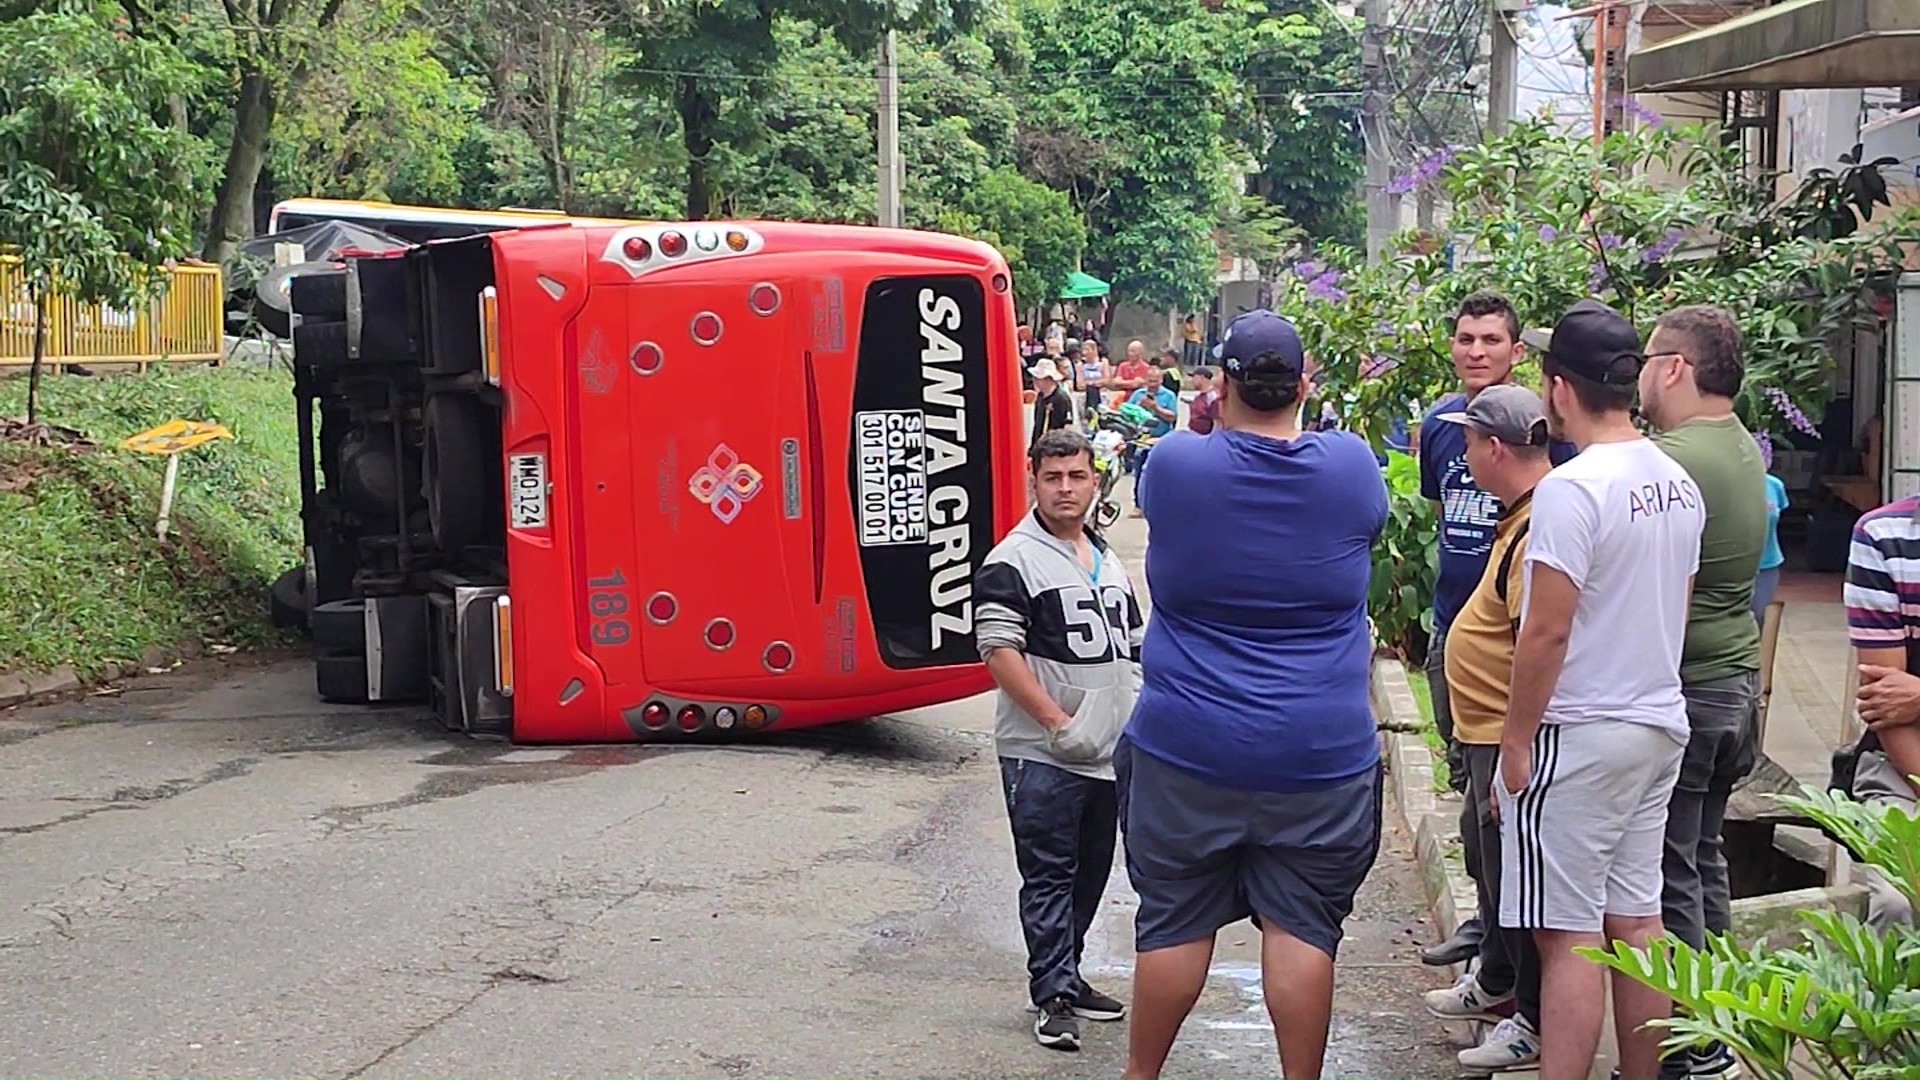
[976,429,1143,1051]
[1755,469,1787,622]
[1118,310,1387,1080]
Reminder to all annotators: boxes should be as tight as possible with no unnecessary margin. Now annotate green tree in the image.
[0,3,206,425]
[1237,0,1362,245]
[269,1,482,205]
[1019,0,1260,312]
[955,166,1083,314]
[614,0,983,221]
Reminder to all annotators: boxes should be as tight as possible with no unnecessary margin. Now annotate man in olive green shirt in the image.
[1638,305,1767,1080]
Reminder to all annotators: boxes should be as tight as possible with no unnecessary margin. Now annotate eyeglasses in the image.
[1644,351,1687,365]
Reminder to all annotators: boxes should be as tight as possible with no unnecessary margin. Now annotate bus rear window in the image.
[849,275,994,670]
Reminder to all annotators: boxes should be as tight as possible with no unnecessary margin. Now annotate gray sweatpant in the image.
[1853,749,1918,930]
[1661,672,1760,949]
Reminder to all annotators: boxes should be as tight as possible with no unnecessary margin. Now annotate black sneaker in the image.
[1073,985,1127,1022]
[1034,995,1081,1050]
[1419,917,1484,966]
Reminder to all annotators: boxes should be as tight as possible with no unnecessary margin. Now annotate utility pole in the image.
[1362,0,1391,263]
[1590,0,1611,146]
[1486,0,1518,135]
[876,31,903,228]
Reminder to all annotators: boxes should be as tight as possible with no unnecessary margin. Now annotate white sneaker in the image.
[1422,971,1514,1022]
[1458,1015,1540,1076]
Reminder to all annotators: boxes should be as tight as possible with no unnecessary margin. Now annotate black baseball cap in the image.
[1523,299,1644,387]
[1212,310,1306,377]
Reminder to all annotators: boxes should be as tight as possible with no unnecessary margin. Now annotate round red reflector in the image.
[704,618,735,650]
[690,312,722,345]
[640,702,669,729]
[992,273,1010,294]
[763,641,793,673]
[677,705,704,731]
[748,283,780,316]
[725,231,750,251]
[629,340,664,376]
[646,592,677,624]
[659,231,688,257]
[622,236,651,261]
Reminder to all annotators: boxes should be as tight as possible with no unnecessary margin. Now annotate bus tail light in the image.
[639,701,668,729]
[622,236,652,261]
[725,230,750,252]
[742,705,769,730]
[492,595,514,697]
[478,285,502,385]
[658,231,688,258]
[677,704,705,731]
[714,706,738,730]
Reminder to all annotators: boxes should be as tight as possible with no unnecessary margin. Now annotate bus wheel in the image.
[270,566,310,632]
[290,271,348,320]
[423,394,489,553]
[293,320,350,369]
[310,599,367,654]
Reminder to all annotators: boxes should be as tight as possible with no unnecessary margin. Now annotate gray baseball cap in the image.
[1435,383,1550,446]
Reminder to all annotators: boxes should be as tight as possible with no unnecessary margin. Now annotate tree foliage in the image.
[0,2,207,423]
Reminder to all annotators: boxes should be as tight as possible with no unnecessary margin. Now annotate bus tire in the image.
[423,394,490,552]
[310,599,366,653]
[290,271,348,319]
[315,652,369,704]
[270,566,310,632]
[293,320,351,369]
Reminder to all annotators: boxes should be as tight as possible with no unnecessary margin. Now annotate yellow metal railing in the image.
[0,256,225,371]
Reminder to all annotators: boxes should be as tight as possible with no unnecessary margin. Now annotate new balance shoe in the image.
[1422,971,1515,1022]
[1457,1015,1540,1077]
[1033,995,1081,1051]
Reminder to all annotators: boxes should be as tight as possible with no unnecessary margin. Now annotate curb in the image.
[0,640,203,711]
[1373,658,1879,957]
[1374,660,1477,951]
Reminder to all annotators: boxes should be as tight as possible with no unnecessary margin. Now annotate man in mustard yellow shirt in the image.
[1423,385,1556,1075]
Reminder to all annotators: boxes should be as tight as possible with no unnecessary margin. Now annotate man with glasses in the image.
[1634,305,1767,1079]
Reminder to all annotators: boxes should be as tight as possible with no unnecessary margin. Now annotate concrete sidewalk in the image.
[1761,572,1850,788]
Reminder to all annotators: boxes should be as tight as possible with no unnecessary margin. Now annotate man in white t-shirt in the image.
[1499,300,1705,1080]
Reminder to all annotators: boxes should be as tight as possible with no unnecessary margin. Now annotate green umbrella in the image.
[1058,270,1110,300]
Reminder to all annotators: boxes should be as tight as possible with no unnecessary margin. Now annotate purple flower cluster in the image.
[1290,260,1348,303]
[1624,96,1665,128]
[1387,147,1456,195]
[1764,386,1820,438]
[1641,229,1685,264]
[1598,233,1623,250]
[1538,224,1559,242]
[1588,262,1609,291]
[1754,431,1774,469]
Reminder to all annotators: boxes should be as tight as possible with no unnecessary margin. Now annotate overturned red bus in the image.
[283,219,1027,741]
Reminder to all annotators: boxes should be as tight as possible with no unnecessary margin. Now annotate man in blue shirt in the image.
[1416,292,1574,972]
[1120,310,1388,1080]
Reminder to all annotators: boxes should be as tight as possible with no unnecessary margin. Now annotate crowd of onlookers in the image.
[972,292,1918,1079]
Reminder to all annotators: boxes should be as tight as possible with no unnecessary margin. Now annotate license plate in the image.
[508,453,548,529]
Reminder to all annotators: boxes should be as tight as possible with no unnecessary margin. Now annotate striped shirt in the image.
[1845,495,1920,650]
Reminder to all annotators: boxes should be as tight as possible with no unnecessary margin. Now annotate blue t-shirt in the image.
[1127,385,1179,437]
[1130,428,1389,791]
[1418,392,1576,630]
[1761,472,1788,570]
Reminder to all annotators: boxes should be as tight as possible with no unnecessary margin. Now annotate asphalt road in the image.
[0,523,1464,1079]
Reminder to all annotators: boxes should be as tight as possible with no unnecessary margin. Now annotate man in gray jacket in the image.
[975,428,1144,1052]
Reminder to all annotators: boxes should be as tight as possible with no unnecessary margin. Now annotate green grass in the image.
[0,365,302,677]
[1402,661,1453,792]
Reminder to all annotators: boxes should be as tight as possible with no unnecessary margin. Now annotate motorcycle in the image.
[1088,405,1146,530]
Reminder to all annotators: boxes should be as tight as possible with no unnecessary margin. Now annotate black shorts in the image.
[1116,737,1383,958]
